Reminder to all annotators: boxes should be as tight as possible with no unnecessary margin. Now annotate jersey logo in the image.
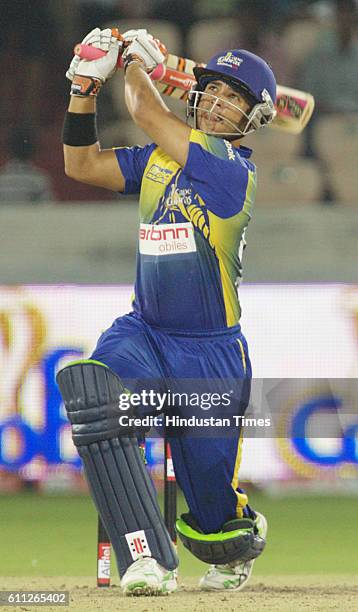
[139,222,197,256]
[145,164,174,185]
[163,185,193,210]
[224,140,236,161]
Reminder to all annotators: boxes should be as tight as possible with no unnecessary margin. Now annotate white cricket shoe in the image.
[199,512,267,592]
[121,557,178,596]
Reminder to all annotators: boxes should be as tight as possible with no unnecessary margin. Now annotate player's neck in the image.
[231,136,243,148]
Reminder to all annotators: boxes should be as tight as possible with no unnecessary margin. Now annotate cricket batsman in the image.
[57,27,277,595]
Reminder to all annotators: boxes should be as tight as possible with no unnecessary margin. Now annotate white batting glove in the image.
[120,28,146,43]
[67,28,120,96]
[66,29,98,82]
[122,30,165,73]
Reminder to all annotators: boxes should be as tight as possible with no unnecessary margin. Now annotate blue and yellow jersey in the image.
[114,129,256,331]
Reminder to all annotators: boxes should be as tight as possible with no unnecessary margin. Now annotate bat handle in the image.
[74,42,124,68]
[74,27,124,67]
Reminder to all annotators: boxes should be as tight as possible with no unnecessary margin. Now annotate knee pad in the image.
[56,361,178,576]
[57,359,134,445]
[176,513,266,565]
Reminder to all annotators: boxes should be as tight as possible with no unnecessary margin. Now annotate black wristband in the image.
[62,112,97,146]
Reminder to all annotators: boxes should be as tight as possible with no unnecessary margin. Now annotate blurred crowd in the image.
[0,0,357,204]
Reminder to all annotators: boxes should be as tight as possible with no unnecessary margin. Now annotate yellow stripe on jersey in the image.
[140,148,180,222]
[203,166,255,327]
[242,169,256,218]
[207,209,250,327]
[217,256,241,327]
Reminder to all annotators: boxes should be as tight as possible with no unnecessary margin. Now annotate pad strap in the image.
[176,513,266,565]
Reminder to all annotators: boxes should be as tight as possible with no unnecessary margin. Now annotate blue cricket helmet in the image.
[193,49,276,106]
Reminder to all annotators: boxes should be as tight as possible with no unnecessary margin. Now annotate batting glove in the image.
[122,30,165,74]
[120,28,147,43]
[67,28,120,96]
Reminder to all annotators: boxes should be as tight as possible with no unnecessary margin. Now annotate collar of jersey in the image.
[235,145,252,158]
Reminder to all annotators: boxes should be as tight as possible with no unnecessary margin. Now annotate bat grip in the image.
[74,43,123,67]
[73,43,166,80]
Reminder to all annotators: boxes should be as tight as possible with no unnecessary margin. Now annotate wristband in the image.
[62,112,98,147]
[71,75,103,97]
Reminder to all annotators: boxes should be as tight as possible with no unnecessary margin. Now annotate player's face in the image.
[197,80,251,136]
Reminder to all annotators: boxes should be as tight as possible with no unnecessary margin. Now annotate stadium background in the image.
[0,1,357,610]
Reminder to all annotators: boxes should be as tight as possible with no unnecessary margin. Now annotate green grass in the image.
[1,492,357,577]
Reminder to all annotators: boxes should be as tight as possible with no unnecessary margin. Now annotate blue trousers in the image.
[91,312,252,534]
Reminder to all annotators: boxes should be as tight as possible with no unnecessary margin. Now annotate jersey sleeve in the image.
[183,129,256,218]
[114,143,156,194]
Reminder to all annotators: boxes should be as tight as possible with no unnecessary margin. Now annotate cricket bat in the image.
[74,31,315,135]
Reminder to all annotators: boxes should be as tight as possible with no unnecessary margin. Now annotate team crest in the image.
[217,52,243,69]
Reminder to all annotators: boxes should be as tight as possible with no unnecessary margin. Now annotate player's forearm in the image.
[63,96,100,180]
[63,142,101,183]
[68,95,97,114]
[124,63,169,128]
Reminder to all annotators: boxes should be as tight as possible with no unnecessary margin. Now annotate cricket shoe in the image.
[199,512,267,592]
[121,557,178,596]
